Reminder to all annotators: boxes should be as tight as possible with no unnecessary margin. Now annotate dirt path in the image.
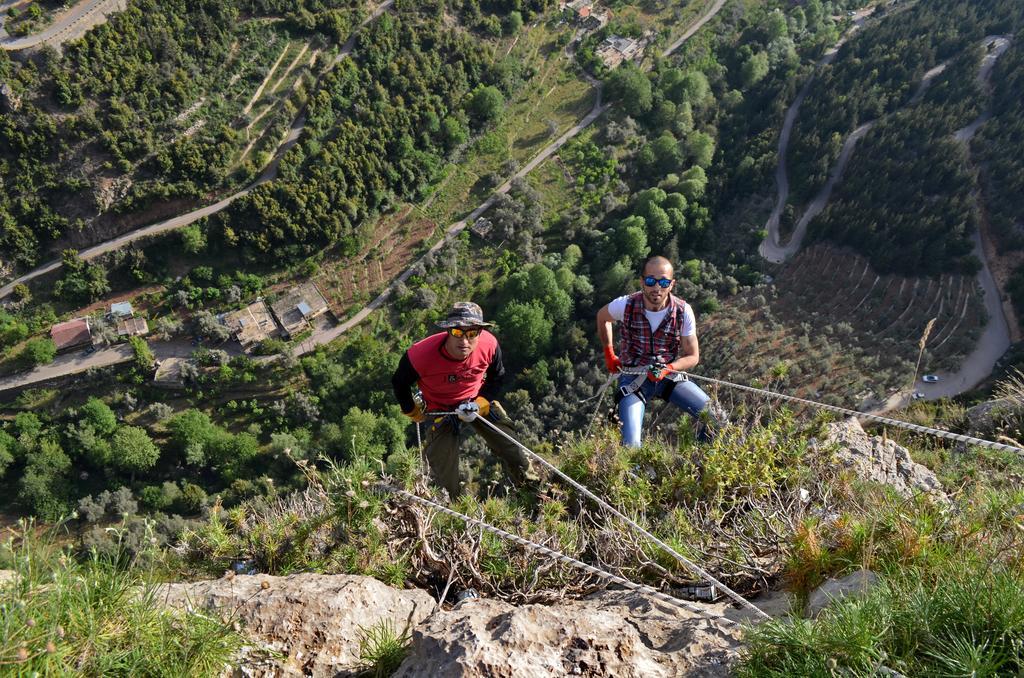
[242,42,289,115]
[758,8,873,263]
[761,50,953,264]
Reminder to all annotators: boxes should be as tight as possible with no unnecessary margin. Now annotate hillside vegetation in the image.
[787,0,1023,274]
[0,0,363,270]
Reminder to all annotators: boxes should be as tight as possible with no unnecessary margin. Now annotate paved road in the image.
[1,0,121,51]
[758,8,872,263]
[914,36,1012,401]
[0,0,395,301]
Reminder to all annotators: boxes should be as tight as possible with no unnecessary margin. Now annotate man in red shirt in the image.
[392,302,534,498]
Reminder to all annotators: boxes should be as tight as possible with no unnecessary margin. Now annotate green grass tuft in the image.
[0,521,242,675]
[356,618,412,678]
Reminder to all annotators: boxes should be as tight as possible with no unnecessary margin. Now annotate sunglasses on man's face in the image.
[449,327,482,339]
[643,276,674,288]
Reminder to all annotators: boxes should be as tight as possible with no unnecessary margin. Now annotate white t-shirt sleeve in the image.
[606,295,629,322]
[681,303,696,337]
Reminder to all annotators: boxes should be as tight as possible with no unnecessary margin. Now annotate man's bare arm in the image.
[669,333,700,372]
[596,304,616,348]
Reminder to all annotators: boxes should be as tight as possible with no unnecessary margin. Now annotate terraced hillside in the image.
[703,244,984,406]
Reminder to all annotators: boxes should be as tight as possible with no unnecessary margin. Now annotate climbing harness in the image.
[617,362,686,399]
[376,483,741,627]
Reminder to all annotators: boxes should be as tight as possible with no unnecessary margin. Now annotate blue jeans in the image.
[617,375,711,447]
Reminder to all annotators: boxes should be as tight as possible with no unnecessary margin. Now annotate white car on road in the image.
[922,375,940,383]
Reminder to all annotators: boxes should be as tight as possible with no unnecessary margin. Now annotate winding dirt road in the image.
[759,30,1012,403]
[758,8,872,263]
[915,36,1012,400]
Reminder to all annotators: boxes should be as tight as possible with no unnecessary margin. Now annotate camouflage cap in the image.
[436,301,494,329]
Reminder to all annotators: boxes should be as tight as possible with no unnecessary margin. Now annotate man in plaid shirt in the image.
[596,255,717,446]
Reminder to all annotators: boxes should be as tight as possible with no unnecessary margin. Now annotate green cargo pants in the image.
[422,400,533,499]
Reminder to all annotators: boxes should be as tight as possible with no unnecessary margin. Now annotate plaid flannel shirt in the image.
[619,292,688,367]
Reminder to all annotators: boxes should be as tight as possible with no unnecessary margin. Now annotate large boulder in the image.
[823,418,945,499]
[156,573,435,677]
[964,397,1019,438]
[394,590,741,677]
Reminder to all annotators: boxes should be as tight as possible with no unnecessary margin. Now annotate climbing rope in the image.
[427,407,770,619]
[668,370,1024,455]
[376,483,740,627]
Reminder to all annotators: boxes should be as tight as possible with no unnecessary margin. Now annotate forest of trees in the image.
[788,0,1023,206]
[805,46,986,275]
[213,9,497,260]
[0,0,363,271]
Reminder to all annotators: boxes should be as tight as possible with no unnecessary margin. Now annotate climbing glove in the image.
[456,400,481,422]
[472,396,491,417]
[402,402,427,423]
[603,345,622,374]
[647,363,671,382]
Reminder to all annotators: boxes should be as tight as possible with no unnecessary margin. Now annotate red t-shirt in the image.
[406,331,498,410]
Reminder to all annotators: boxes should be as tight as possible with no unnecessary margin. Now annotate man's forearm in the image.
[669,354,698,372]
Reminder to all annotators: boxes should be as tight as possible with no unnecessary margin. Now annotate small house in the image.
[270,282,329,338]
[563,0,594,21]
[583,9,611,30]
[222,300,278,351]
[50,318,93,352]
[597,35,642,68]
[116,316,149,338]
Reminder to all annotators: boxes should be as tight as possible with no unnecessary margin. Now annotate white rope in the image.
[376,483,740,627]
[668,371,1024,455]
[463,413,771,619]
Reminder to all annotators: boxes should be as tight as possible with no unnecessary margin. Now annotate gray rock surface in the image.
[394,590,741,678]
[806,569,880,617]
[964,397,1018,437]
[156,572,434,677]
[824,418,945,499]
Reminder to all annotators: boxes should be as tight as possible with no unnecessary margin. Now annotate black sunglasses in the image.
[643,276,673,288]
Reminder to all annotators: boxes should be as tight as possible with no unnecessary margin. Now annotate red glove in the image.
[603,345,621,374]
[647,364,671,382]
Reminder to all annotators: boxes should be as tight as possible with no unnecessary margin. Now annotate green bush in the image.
[19,337,56,367]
